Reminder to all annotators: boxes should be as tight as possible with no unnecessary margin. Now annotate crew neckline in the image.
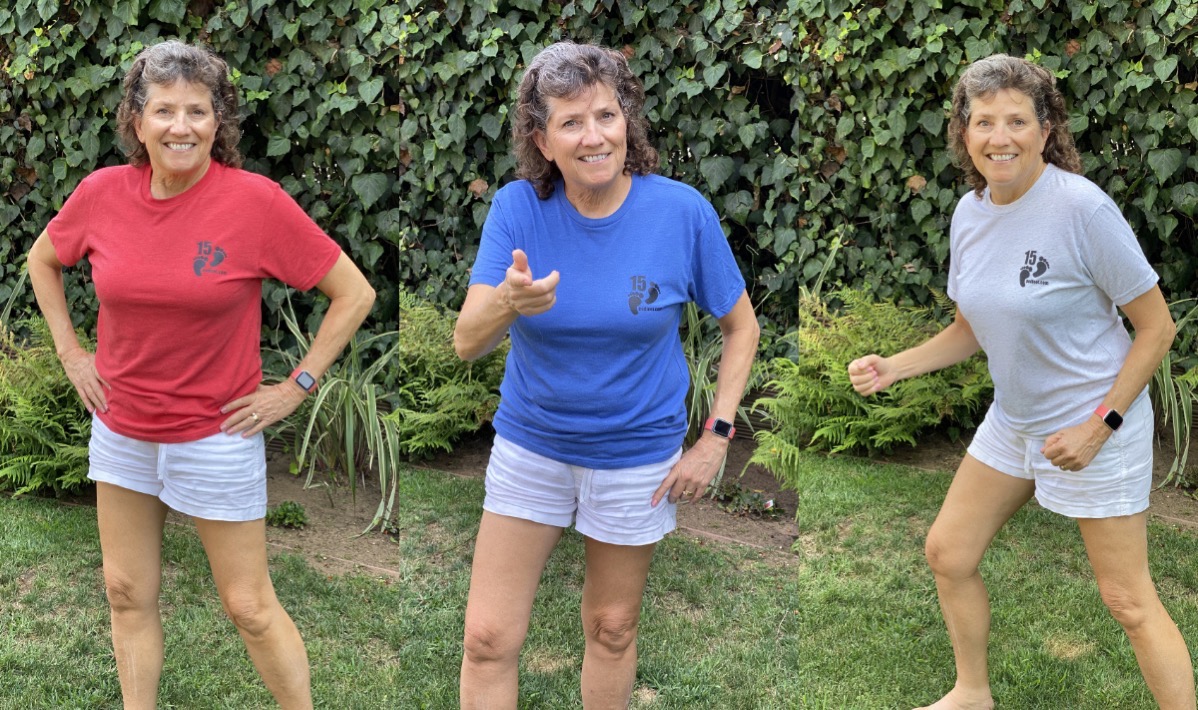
[140,160,221,205]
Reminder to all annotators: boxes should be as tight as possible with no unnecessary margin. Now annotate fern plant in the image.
[748,330,802,490]
[787,288,992,455]
[396,292,507,458]
[0,317,92,496]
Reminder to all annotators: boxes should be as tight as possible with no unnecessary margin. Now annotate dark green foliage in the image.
[265,500,308,529]
[398,293,507,458]
[793,0,1196,339]
[790,289,992,454]
[709,479,783,519]
[0,319,90,496]
[392,1,799,344]
[0,0,399,339]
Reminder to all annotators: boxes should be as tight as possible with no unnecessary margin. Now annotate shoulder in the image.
[637,174,711,207]
[1043,165,1114,214]
[76,164,142,192]
[215,163,286,198]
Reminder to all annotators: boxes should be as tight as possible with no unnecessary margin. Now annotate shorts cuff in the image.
[576,504,677,546]
[160,490,266,522]
[88,470,162,497]
[483,501,573,529]
[1035,494,1150,520]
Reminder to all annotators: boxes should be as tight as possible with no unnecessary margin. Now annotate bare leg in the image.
[916,455,1035,710]
[579,537,656,709]
[1078,513,1195,710]
[460,512,563,709]
[96,483,170,710]
[194,518,312,710]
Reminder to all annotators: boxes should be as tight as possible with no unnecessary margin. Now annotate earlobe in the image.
[533,129,553,162]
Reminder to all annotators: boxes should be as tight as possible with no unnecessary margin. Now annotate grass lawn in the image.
[3,453,1197,708]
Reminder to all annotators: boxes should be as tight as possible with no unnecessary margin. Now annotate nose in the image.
[991,123,1009,144]
[580,119,602,146]
[169,111,190,133]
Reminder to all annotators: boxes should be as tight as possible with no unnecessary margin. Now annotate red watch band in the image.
[704,417,736,440]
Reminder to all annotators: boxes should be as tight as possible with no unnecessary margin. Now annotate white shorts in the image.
[88,415,268,522]
[967,395,1153,519]
[483,435,682,546]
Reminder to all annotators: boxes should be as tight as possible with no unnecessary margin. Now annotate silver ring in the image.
[1059,465,1067,471]
[250,412,260,423]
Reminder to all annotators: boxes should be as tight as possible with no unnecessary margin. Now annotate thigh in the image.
[96,482,170,600]
[1077,513,1153,594]
[929,454,1036,565]
[581,537,656,622]
[463,511,563,643]
[193,518,275,603]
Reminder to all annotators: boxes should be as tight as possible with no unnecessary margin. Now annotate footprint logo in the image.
[628,292,642,315]
[209,247,226,268]
[1019,256,1049,287]
[645,282,660,305]
[193,256,207,276]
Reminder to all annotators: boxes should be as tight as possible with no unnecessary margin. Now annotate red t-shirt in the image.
[47,162,341,443]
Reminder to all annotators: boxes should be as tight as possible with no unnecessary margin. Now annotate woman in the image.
[26,40,375,709]
[454,41,759,708]
[849,54,1194,710]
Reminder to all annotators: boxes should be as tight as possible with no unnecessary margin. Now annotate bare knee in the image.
[221,588,278,638]
[583,609,639,657]
[924,532,978,581]
[104,571,158,615]
[1098,581,1156,632]
[462,621,524,666]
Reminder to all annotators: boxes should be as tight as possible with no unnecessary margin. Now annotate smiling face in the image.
[133,79,218,197]
[963,88,1051,205]
[534,82,631,213]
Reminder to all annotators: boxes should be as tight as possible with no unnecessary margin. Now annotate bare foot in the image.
[914,687,995,710]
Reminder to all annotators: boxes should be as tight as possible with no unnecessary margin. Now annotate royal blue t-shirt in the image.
[468,174,746,468]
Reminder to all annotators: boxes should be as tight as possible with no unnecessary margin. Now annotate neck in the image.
[150,158,212,200]
[990,161,1047,206]
[564,173,632,218]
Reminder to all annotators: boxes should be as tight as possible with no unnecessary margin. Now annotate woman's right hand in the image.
[60,347,110,413]
[847,355,896,396]
[502,249,559,316]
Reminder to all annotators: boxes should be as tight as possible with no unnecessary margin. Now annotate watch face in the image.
[711,419,733,437]
[1105,411,1123,431]
[295,371,317,392]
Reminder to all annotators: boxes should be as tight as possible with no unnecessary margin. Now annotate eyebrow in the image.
[554,102,618,122]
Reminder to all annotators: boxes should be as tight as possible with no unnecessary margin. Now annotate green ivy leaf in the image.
[358,77,384,103]
[699,156,736,190]
[351,173,389,210]
[1153,56,1178,82]
[743,47,763,69]
[267,134,291,157]
[1147,148,1185,183]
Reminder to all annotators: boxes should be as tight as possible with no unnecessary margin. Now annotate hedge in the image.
[391,0,801,345]
[0,0,400,341]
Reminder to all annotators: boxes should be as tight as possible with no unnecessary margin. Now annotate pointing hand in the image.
[503,249,559,316]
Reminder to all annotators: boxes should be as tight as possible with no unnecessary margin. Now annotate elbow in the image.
[452,330,479,362]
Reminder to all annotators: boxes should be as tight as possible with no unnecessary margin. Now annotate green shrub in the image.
[790,289,993,455]
[748,333,802,490]
[265,501,309,529]
[0,318,91,496]
[397,292,507,458]
[1153,300,1198,488]
[270,298,400,532]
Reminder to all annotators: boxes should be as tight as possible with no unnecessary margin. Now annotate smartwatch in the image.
[704,417,736,440]
[291,368,318,394]
[1095,404,1123,431]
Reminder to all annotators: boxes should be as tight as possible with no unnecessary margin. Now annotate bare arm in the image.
[222,251,376,435]
[1042,285,1174,469]
[848,309,981,396]
[652,291,760,506]
[27,230,110,413]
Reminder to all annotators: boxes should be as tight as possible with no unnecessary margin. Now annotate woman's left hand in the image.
[220,382,308,437]
[1041,417,1111,472]
[652,434,730,506]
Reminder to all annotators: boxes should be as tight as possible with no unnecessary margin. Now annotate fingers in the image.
[511,248,529,275]
[847,356,883,395]
[220,383,305,437]
[650,474,675,507]
[535,270,560,290]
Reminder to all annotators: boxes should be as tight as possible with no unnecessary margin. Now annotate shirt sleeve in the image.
[688,202,746,319]
[1080,199,1159,307]
[468,189,515,288]
[257,184,342,290]
[45,175,96,267]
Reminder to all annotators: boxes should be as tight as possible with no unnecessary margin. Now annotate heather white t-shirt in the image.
[947,163,1158,437]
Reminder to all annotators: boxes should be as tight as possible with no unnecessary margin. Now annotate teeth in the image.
[990,154,1016,161]
[167,143,195,151]
[581,154,609,163]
